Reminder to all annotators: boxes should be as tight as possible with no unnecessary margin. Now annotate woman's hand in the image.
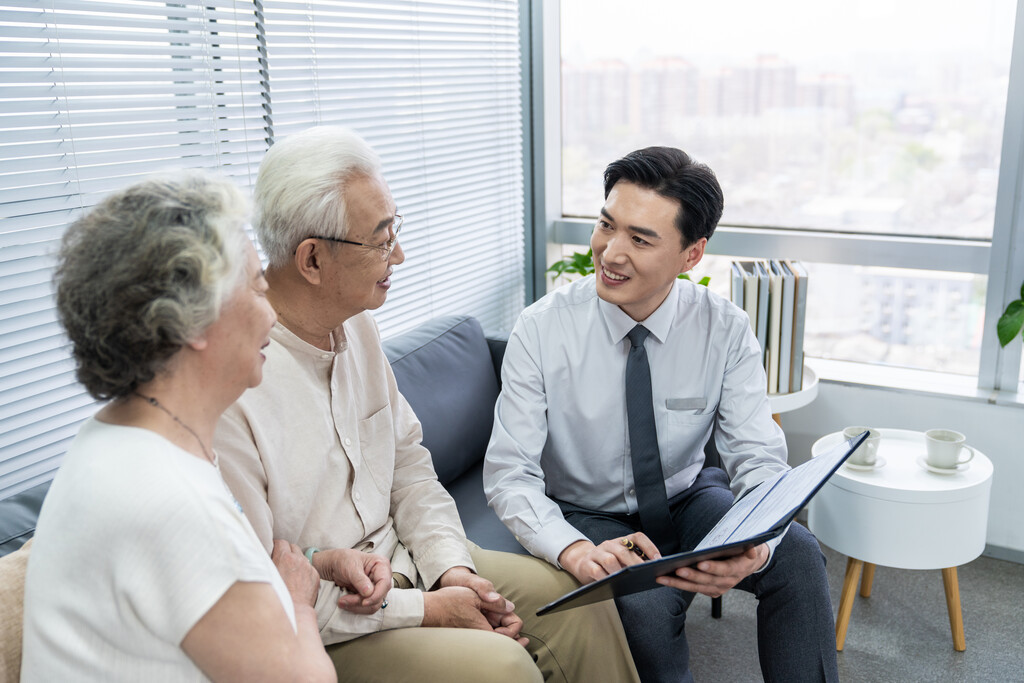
[271,540,320,607]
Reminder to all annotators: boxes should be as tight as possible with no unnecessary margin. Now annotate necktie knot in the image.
[627,325,650,349]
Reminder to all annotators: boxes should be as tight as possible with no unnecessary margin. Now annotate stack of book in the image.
[730,260,808,395]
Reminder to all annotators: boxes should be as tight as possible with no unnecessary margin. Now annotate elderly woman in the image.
[20,172,337,682]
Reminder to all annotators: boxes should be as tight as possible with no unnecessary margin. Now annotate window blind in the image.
[260,0,525,337]
[0,0,525,500]
[0,0,268,500]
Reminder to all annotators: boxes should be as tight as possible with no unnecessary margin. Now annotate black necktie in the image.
[625,325,680,554]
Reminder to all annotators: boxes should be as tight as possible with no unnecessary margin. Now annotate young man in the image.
[484,147,839,682]
[213,126,638,683]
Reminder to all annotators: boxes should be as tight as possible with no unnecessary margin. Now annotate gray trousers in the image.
[559,467,839,683]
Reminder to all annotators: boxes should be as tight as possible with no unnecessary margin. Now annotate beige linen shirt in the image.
[214,312,475,644]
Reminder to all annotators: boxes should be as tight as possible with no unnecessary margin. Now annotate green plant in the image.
[996,279,1024,347]
[547,248,710,286]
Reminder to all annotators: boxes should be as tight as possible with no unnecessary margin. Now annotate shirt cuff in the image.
[521,519,590,568]
[379,587,425,630]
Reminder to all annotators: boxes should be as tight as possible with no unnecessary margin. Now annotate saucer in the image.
[844,457,886,472]
[917,456,970,475]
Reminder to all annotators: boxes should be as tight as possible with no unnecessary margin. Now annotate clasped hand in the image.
[422,566,528,646]
[311,548,393,614]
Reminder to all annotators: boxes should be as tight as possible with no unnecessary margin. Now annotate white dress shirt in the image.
[483,275,789,566]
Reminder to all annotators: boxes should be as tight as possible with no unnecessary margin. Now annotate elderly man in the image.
[213,126,638,683]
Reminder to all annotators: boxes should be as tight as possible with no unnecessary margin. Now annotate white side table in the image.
[807,428,993,652]
[769,364,818,425]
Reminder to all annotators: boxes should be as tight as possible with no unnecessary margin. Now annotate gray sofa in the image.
[0,314,522,560]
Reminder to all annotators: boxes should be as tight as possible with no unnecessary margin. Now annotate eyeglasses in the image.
[309,214,403,261]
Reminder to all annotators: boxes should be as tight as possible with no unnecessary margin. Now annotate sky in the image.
[560,0,1018,69]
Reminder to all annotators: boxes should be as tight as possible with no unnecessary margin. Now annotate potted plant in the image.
[997,279,1024,347]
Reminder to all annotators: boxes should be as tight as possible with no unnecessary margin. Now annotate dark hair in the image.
[603,146,724,247]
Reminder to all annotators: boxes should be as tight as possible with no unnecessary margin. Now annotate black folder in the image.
[537,432,867,615]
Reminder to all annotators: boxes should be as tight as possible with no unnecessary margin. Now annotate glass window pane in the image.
[561,0,1016,239]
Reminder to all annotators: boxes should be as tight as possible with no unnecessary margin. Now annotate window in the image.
[544,0,1022,389]
[0,0,525,499]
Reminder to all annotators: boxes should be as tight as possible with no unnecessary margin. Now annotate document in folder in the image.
[536,433,867,616]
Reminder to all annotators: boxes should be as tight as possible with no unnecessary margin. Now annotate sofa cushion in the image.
[0,481,50,557]
[0,538,32,683]
[383,315,500,486]
[446,461,528,555]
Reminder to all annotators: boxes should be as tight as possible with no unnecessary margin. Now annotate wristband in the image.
[303,546,320,564]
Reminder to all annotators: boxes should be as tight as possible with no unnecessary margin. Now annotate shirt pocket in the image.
[358,403,396,494]
[662,397,714,426]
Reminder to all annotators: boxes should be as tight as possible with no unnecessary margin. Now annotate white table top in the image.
[808,428,993,569]
[812,429,993,504]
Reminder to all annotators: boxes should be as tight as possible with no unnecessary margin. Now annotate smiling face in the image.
[200,241,277,393]
[590,181,706,321]
[322,173,406,321]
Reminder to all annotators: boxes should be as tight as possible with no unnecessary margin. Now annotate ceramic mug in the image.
[925,429,975,469]
[842,426,881,467]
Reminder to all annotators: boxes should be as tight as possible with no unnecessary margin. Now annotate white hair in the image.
[254,126,382,267]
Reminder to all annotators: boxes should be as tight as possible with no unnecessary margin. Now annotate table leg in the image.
[836,557,863,651]
[859,562,876,598]
[942,567,966,651]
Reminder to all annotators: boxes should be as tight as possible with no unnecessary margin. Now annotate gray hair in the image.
[254,126,382,267]
[55,171,250,400]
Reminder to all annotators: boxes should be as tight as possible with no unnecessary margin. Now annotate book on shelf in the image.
[755,260,770,367]
[787,261,808,391]
[731,261,745,310]
[776,261,795,395]
[729,259,809,395]
[732,261,760,335]
[766,263,783,394]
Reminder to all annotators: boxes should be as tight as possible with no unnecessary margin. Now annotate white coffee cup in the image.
[925,429,975,470]
[842,426,881,467]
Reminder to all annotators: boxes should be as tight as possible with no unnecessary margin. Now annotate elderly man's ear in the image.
[293,239,325,286]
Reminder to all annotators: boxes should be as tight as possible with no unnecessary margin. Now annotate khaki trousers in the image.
[326,545,639,683]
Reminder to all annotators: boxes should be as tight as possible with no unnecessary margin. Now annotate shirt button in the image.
[354,492,361,502]
[629,488,635,496]
[344,438,352,446]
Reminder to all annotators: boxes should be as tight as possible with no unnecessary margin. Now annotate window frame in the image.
[530,0,1024,397]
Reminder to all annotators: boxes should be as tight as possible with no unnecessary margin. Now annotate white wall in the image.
[782,382,1023,559]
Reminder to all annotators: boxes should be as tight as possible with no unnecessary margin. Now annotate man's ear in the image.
[679,237,708,275]
[294,239,325,286]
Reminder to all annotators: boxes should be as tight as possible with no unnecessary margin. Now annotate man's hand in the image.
[655,543,769,598]
[422,586,528,646]
[557,533,661,585]
[433,566,528,645]
[311,548,392,614]
[437,566,502,604]
[272,540,321,608]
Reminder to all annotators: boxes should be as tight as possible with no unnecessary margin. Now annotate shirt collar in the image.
[598,281,680,345]
[270,320,349,358]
